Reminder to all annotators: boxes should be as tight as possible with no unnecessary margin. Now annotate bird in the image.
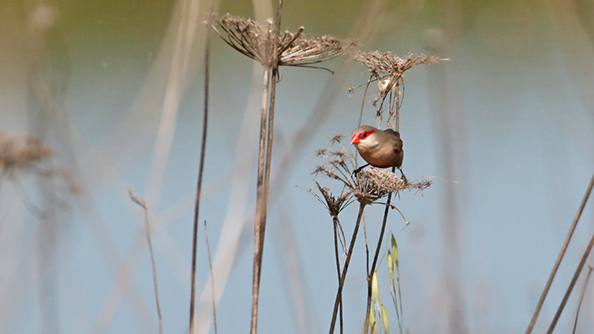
[350,125,407,182]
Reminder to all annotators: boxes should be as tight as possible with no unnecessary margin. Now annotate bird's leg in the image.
[398,167,408,184]
[353,163,370,177]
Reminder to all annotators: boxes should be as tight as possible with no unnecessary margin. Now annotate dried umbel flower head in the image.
[353,51,447,123]
[212,15,357,70]
[312,135,359,190]
[303,180,354,218]
[354,168,431,205]
[355,168,405,204]
[0,133,51,175]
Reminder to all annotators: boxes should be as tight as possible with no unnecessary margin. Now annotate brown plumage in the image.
[351,125,406,181]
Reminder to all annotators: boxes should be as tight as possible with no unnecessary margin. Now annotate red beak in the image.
[351,133,360,145]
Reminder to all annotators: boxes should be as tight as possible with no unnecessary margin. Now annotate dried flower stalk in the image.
[353,51,447,128]
[309,135,431,334]
[212,6,356,334]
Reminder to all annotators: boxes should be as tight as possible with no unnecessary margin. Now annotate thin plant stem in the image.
[526,172,594,334]
[571,266,593,334]
[146,211,163,334]
[371,169,395,270]
[129,191,162,334]
[189,0,215,331]
[261,68,278,213]
[329,202,366,334]
[360,214,372,334]
[364,167,395,334]
[251,64,272,334]
[358,78,372,127]
[204,221,218,334]
[547,220,594,333]
[251,2,283,332]
[332,217,344,334]
[364,214,370,278]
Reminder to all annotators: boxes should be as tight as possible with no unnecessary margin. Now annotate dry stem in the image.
[250,3,282,333]
[572,266,593,334]
[332,216,345,334]
[363,166,396,334]
[128,191,162,334]
[547,195,594,333]
[526,172,594,334]
[204,221,218,334]
[329,202,366,334]
[251,65,273,334]
[189,0,215,331]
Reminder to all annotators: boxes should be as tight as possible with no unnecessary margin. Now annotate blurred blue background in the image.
[1,0,594,333]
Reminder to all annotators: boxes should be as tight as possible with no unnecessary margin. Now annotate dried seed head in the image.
[311,139,358,190]
[279,35,357,70]
[353,51,448,122]
[213,15,357,70]
[354,51,445,78]
[329,151,346,159]
[311,165,327,177]
[0,133,51,174]
[359,168,405,193]
[315,148,328,157]
[311,180,353,218]
[330,134,345,144]
[212,16,269,64]
[354,168,404,204]
[354,168,432,204]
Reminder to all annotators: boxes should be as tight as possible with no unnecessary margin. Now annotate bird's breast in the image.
[357,141,403,168]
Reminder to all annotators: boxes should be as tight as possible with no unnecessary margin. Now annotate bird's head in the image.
[351,125,377,145]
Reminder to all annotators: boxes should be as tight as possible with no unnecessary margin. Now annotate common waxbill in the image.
[351,125,406,181]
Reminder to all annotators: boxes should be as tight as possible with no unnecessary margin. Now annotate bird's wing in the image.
[383,129,403,152]
[383,128,400,137]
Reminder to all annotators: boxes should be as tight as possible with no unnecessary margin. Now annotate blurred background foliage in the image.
[1,0,594,333]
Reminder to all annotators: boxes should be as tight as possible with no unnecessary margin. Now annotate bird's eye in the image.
[362,133,368,138]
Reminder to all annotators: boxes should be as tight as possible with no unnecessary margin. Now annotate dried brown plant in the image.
[212,15,357,71]
[128,190,163,334]
[309,135,432,334]
[353,51,447,127]
[305,180,353,220]
[0,132,51,176]
[0,132,79,214]
[355,168,431,205]
[212,6,357,334]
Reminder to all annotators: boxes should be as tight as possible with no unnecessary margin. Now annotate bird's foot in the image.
[399,170,408,184]
[353,164,369,177]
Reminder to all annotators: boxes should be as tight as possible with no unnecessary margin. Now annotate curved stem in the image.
[547,210,594,333]
[190,0,215,331]
[329,202,366,334]
[526,172,594,334]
